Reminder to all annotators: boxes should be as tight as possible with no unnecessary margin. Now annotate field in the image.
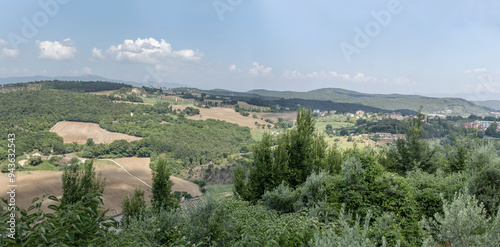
[86,90,116,95]
[50,121,142,144]
[172,105,269,129]
[204,184,233,197]
[255,112,297,123]
[324,135,377,149]
[0,157,201,214]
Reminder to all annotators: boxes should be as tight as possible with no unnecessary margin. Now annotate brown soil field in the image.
[172,105,269,129]
[255,112,297,123]
[0,158,201,214]
[86,90,116,95]
[50,121,142,144]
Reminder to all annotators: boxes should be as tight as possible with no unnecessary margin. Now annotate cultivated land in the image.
[255,112,297,123]
[172,105,269,129]
[0,157,201,214]
[86,90,116,95]
[50,121,142,144]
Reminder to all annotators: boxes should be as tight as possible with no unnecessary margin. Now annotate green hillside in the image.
[249,88,490,115]
[473,100,500,111]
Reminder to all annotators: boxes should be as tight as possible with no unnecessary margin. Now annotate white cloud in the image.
[1,48,20,58]
[83,67,92,74]
[283,70,382,82]
[107,38,201,64]
[282,70,302,79]
[352,73,377,82]
[92,48,105,59]
[465,68,488,73]
[249,62,272,76]
[70,67,93,76]
[0,40,20,58]
[229,64,241,72]
[37,38,77,60]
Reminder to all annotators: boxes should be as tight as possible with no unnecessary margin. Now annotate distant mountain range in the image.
[247,88,493,116]
[0,75,189,89]
[1,75,498,116]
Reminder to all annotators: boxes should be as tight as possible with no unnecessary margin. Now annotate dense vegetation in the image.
[3,80,132,92]
[0,89,253,168]
[1,81,500,246]
[2,108,500,246]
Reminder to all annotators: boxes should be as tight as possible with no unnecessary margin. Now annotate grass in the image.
[204,184,233,197]
[21,161,60,171]
[315,121,354,132]
[251,129,268,141]
[142,97,163,105]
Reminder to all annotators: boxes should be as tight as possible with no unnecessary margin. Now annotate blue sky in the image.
[0,0,499,99]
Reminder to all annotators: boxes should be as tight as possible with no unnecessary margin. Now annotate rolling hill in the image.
[248,88,491,115]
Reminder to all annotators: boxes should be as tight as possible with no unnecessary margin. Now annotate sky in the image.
[0,0,500,100]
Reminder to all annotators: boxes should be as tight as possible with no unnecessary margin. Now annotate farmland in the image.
[50,121,142,144]
[171,105,269,129]
[0,157,200,213]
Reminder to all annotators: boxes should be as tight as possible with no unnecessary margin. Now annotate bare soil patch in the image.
[0,158,201,214]
[172,105,268,129]
[255,112,297,123]
[50,121,142,144]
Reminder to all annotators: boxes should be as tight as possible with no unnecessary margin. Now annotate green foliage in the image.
[61,160,105,210]
[151,158,178,210]
[309,209,381,247]
[121,186,147,225]
[386,113,436,174]
[420,192,500,246]
[485,122,498,137]
[28,156,42,166]
[262,182,298,213]
[116,206,185,246]
[243,108,330,201]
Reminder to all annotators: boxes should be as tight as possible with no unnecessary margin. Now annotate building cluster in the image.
[463,120,500,131]
[371,132,406,140]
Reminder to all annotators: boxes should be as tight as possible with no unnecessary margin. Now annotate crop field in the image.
[0,158,201,214]
[255,112,296,123]
[50,121,142,144]
[86,90,116,95]
[172,105,269,129]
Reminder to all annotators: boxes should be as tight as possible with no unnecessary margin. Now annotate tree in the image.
[387,112,435,174]
[61,160,105,209]
[485,122,498,137]
[122,186,147,225]
[151,157,178,210]
[325,124,333,135]
[86,138,95,147]
[242,108,328,201]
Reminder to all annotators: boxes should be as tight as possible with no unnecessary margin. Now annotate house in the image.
[356,110,364,116]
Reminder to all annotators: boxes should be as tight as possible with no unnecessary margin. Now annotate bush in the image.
[263,183,298,213]
[420,192,500,246]
[309,209,380,247]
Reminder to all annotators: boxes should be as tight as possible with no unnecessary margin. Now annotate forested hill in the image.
[248,88,491,115]
[205,89,416,115]
[1,80,132,92]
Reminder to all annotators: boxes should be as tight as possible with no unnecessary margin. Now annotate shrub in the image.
[420,192,500,246]
[263,182,298,213]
